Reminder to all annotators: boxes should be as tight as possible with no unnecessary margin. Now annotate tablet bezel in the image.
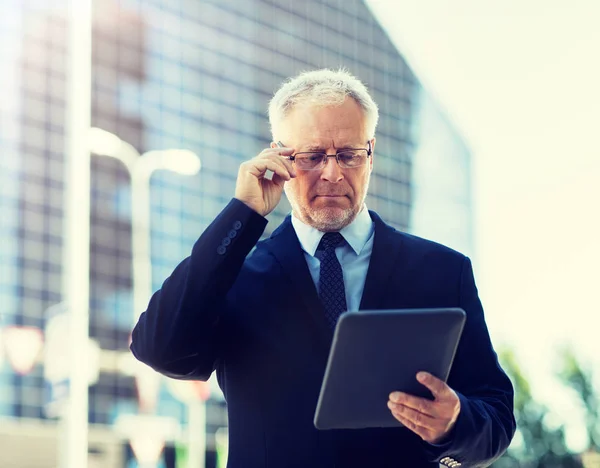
[313,308,466,430]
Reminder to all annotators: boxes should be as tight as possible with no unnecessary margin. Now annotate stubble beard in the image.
[287,193,368,232]
[304,204,357,232]
[285,174,370,232]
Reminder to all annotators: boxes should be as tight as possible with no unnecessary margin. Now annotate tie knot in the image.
[317,232,345,252]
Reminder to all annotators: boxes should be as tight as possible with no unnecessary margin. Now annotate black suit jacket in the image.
[131,199,515,467]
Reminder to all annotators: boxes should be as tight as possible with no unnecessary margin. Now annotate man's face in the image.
[274,97,375,232]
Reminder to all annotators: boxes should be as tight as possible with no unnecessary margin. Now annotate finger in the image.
[416,372,449,398]
[388,409,432,441]
[257,150,297,178]
[387,401,436,430]
[268,149,297,177]
[264,143,296,155]
[275,146,295,155]
[242,161,290,183]
[264,159,295,181]
[261,147,295,158]
[389,392,435,417]
[244,157,294,181]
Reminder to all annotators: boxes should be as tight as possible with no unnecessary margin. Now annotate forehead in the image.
[280,98,367,146]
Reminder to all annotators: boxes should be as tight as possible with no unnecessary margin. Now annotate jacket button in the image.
[221,237,231,246]
[233,220,242,230]
[217,246,226,255]
[228,229,237,238]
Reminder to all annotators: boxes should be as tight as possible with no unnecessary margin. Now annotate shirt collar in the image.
[291,205,374,256]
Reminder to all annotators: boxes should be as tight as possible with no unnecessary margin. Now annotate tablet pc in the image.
[314,308,466,430]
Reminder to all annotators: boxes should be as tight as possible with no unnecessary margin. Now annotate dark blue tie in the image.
[316,232,347,329]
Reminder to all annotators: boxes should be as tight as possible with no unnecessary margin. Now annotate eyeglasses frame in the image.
[276,140,373,171]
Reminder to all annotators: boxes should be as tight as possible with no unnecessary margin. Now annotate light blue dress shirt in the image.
[291,206,375,312]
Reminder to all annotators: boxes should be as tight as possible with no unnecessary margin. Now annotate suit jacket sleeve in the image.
[130,199,267,380]
[424,256,516,467]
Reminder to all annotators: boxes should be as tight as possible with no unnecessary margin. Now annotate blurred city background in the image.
[0,0,598,467]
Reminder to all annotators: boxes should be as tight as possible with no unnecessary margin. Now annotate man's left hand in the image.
[388,372,461,444]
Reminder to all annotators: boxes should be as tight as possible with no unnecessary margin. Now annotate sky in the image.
[366,0,600,450]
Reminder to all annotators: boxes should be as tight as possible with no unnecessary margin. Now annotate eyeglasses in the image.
[279,141,372,171]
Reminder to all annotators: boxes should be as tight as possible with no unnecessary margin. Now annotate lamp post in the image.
[89,128,201,466]
[166,379,211,468]
[63,0,92,466]
[88,127,201,327]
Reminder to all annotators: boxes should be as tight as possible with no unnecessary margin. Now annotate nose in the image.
[320,155,344,183]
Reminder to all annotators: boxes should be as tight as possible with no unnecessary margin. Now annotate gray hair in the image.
[268,68,379,139]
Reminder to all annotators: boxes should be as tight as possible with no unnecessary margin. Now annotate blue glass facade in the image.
[410,89,474,257]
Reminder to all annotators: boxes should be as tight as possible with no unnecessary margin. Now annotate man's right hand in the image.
[234,146,296,217]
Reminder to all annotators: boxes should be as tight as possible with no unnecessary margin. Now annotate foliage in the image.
[492,348,588,468]
[558,347,600,452]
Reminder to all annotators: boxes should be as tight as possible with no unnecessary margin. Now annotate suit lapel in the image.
[265,216,333,349]
[359,211,406,311]
[265,211,406,348]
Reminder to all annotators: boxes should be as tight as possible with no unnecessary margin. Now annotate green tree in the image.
[493,349,583,468]
[558,347,600,453]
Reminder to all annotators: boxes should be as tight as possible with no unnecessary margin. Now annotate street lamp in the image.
[89,128,201,467]
[63,0,92,466]
[88,127,201,327]
[166,379,211,468]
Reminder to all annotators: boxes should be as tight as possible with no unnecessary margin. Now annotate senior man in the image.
[131,68,515,467]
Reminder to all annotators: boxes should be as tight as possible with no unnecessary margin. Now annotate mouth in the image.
[313,194,350,204]
[314,194,348,200]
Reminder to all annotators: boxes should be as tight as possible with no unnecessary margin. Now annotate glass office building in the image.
[0,0,472,466]
[410,90,474,257]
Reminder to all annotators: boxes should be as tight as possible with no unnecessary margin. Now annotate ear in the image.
[369,137,376,171]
